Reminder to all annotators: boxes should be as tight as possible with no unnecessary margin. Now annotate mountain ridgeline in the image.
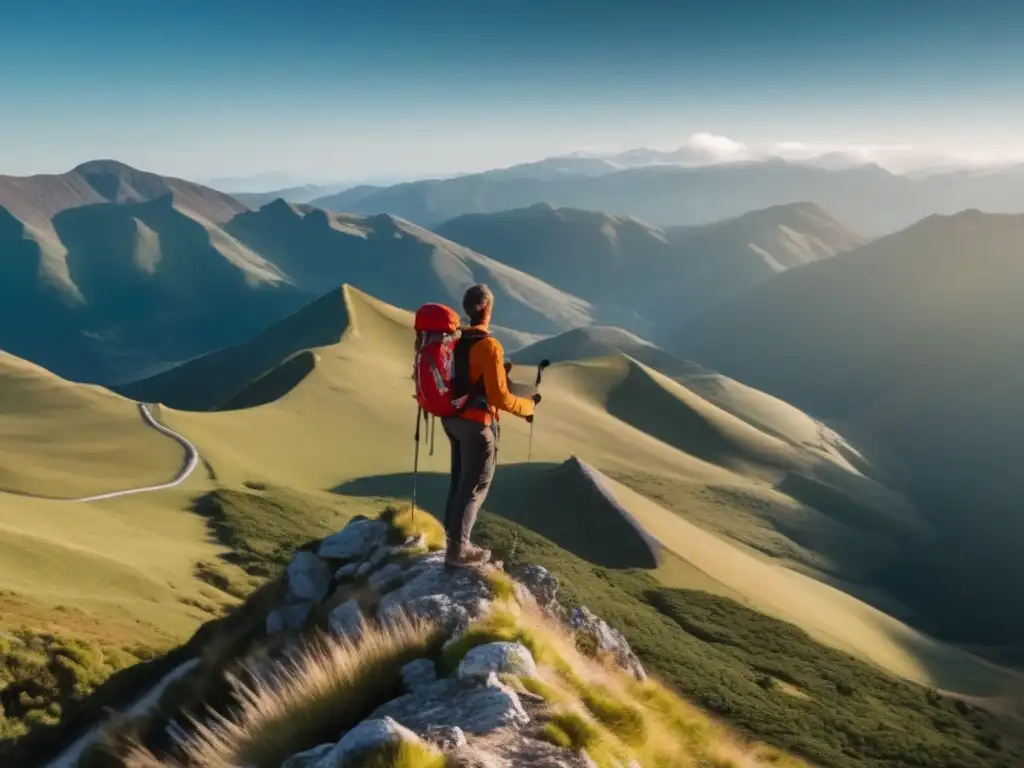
[437,201,863,325]
[669,209,1024,646]
[312,159,1024,235]
[0,160,867,384]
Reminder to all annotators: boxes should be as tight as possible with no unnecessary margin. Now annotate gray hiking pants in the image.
[441,416,497,553]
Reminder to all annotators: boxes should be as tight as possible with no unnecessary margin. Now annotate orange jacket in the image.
[460,326,535,425]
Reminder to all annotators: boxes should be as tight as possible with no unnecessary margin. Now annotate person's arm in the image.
[478,338,534,418]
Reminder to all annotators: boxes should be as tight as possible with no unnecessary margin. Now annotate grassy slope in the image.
[0,352,184,498]
[6,283,1024,757]
[126,285,1023,709]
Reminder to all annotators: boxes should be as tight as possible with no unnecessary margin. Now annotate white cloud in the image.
[683,132,751,157]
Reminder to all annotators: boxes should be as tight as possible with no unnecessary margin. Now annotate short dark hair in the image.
[462,283,493,325]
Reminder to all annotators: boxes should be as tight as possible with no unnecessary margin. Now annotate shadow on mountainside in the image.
[332,461,658,571]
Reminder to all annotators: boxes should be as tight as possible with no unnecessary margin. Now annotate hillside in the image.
[668,209,1024,647]
[127,284,991,689]
[0,161,314,384]
[436,201,863,324]
[312,159,1024,235]
[5,285,1024,765]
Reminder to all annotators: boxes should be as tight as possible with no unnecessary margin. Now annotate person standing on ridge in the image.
[443,284,540,569]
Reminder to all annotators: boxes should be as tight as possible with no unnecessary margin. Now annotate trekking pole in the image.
[527,359,550,463]
[412,405,422,522]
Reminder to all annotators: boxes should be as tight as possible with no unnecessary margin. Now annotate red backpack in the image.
[413,303,467,418]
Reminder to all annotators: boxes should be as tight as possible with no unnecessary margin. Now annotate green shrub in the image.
[579,685,647,746]
[473,513,1024,768]
[351,739,449,768]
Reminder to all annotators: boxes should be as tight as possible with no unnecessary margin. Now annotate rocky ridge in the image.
[248,510,647,767]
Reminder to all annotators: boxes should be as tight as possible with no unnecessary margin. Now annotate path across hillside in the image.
[0,402,200,502]
[44,658,200,768]
[67,403,200,502]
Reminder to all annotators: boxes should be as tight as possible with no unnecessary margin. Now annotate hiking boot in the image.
[445,542,492,570]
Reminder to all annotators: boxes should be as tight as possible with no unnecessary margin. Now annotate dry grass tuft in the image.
[380,506,446,552]
[456,600,809,768]
[124,613,440,768]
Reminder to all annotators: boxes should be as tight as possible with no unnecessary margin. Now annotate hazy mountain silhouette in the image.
[312,159,1024,235]
[232,184,353,208]
[667,209,1024,644]
[225,200,597,335]
[436,201,863,327]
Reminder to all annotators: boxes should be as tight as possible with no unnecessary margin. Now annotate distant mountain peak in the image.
[72,159,141,176]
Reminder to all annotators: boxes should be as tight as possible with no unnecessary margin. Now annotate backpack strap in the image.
[452,329,491,412]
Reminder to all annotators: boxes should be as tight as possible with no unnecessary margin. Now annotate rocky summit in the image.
[88,508,806,768]
[263,511,647,767]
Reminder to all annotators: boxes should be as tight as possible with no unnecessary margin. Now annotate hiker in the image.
[442,284,540,568]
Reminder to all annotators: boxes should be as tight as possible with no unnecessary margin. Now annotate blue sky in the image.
[3,0,1024,183]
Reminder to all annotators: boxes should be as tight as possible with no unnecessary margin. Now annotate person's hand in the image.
[504,360,513,375]
[532,393,542,405]
[526,414,534,423]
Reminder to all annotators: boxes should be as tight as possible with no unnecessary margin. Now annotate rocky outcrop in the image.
[248,514,648,767]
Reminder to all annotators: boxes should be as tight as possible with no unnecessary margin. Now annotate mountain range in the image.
[0,160,865,384]
[311,158,1024,235]
[437,201,863,325]
[2,157,1023,652]
[667,208,1024,645]
[3,153,1024,763]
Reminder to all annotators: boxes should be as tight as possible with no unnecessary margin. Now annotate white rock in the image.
[368,563,405,593]
[266,602,313,634]
[318,519,387,561]
[423,724,467,751]
[458,642,538,682]
[316,716,429,768]
[372,673,530,735]
[510,564,559,609]
[327,599,364,639]
[286,551,333,602]
[568,606,646,681]
[400,658,437,692]
[334,562,360,581]
[366,544,393,569]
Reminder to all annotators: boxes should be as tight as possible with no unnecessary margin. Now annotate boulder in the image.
[317,716,430,768]
[318,519,387,561]
[286,551,333,603]
[458,642,538,682]
[568,606,646,681]
[400,658,438,692]
[266,601,314,635]
[334,562,360,582]
[509,564,559,610]
[377,557,493,633]
[372,673,530,735]
[366,544,393,570]
[327,599,365,640]
[423,724,467,751]
[368,562,406,593]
